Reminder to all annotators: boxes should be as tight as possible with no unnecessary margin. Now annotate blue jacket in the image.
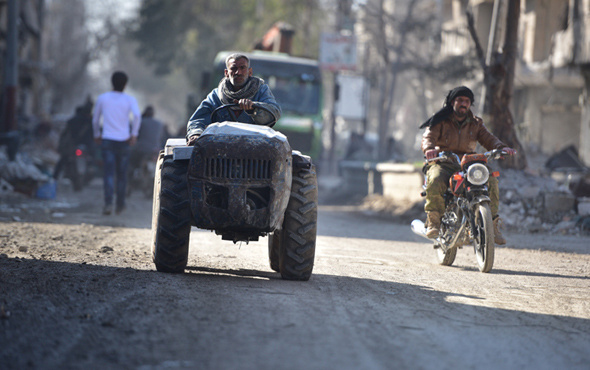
[186,83,281,140]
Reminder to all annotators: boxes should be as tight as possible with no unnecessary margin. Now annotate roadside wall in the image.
[339,161,423,203]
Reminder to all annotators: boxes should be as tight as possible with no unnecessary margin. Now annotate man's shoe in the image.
[493,217,506,245]
[102,204,113,215]
[425,211,441,239]
[115,205,126,215]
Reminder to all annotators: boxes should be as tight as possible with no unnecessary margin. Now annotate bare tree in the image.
[360,0,448,160]
[44,0,91,114]
[466,0,527,169]
[44,0,130,115]
[377,0,420,160]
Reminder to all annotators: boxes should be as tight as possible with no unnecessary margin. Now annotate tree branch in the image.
[465,10,487,71]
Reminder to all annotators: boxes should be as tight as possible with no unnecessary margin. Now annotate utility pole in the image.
[479,0,502,116]
[3,0,19,133]
[326,0,353,174]
[33,0,46,116]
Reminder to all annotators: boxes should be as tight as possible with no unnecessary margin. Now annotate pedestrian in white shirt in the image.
[92,71,141,215]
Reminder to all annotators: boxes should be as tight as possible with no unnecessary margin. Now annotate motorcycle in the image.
[411,148,513,273]
[56,143,101,192]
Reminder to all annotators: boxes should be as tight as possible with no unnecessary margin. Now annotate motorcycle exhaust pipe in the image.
[411,219,431,241]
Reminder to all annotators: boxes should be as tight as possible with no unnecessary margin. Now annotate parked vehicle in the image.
[151,104,318,280]
[411,149,513,272]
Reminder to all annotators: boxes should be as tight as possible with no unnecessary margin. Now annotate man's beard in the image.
[454,108,468,119]
[231,76,247,89]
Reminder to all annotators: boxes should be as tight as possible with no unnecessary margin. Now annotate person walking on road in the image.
[127,105,164,196]
[133,105,164,161]
[92,71,141,215]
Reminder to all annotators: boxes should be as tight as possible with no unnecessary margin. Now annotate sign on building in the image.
[319,32,357,71]
[335,74,367,120]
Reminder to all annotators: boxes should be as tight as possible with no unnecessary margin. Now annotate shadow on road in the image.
[1,256,589,369]
[488,268,590,280]
[186,266,280,280]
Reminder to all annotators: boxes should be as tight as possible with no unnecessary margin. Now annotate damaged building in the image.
[1,0,46,133]
[441,0,590,166]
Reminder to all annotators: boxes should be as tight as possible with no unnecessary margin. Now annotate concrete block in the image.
[543,192,575,214]
[578,197,590,216]
[517,185,541,198]
[381,171,423,202]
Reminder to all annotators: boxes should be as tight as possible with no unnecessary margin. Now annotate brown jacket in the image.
[421,111,505,156]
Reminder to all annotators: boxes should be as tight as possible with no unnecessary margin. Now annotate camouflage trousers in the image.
[424,162,499,217]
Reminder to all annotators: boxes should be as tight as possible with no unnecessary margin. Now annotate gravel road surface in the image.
[1,179,588,369]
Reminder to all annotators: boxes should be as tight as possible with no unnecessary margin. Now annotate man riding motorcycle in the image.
[420,86,516,244]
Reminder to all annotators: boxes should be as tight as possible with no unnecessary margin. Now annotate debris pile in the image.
[359,146,590,236]
[0,151,53,198]
[498,168,589,234]
[0,120,61,200]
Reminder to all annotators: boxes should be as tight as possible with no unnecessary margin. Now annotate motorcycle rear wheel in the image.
[64,158,83,192]
[435,203,460,266]
[435,245,457,266]
[473,203,494,272]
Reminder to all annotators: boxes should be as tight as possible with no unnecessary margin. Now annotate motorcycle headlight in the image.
[466,163,489,185]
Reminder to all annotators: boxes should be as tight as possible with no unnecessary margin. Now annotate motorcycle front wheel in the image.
[473,203,494,272]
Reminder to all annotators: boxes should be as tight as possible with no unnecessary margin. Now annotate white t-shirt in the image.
[92,91,141,142]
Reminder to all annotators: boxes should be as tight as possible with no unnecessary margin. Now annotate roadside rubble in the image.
[0,119,62,200]
[498,168,590,234]
[359,148,590,236]
[2,135,590,236]
[0,122,69,220]
[0,151,54,198]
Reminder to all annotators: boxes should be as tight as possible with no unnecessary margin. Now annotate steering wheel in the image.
[210,103,277,126]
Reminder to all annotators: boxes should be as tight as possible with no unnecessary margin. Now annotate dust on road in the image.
[0,179,589,369]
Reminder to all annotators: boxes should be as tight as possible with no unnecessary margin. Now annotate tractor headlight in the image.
[466,163,489,185]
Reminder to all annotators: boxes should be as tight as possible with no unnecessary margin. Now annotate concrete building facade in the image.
[441,0,590,165]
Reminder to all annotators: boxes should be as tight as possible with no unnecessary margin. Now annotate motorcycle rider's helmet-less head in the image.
[445,86,474,106]
[420,85,475,129]
[448,86,473,119]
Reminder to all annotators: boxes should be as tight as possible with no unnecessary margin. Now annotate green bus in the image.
[206,51,323,160]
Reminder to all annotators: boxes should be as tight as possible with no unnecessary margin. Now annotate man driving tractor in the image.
[186,53,281,145]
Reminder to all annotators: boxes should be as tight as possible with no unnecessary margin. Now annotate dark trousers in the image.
[101,139,130,208]
[425,162,499,217]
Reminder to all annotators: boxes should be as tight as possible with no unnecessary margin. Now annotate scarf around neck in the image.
[218,76,263,105]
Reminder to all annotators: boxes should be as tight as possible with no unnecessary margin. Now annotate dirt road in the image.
[1,179,589,369]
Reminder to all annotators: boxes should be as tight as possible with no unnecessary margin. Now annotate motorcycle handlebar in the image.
[426,151,460,164]
[485,148,515,160]
[426,149,514,163]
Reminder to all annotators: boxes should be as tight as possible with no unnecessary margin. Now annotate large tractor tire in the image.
[151,154,191,273]
[276,164,318,281]
[268,231,281,273]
